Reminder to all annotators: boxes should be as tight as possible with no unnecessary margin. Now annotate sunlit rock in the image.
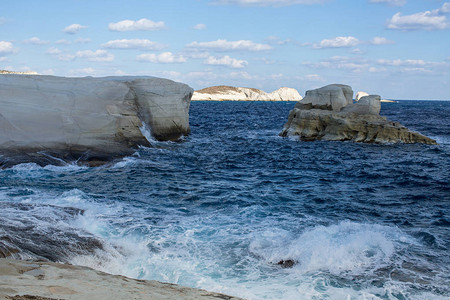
[191,85,302,101]
[280,84,436,144]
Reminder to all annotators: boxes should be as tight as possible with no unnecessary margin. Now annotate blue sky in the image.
[1,0,449,99]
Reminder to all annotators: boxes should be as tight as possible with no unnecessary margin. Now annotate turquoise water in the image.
[1,101,449,299]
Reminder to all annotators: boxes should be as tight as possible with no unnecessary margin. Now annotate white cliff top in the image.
[0,69,38,75]
[191,85,302,101]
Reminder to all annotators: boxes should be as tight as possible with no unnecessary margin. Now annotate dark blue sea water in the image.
[1,100,449,299]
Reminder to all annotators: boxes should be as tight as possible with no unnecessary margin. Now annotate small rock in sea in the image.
[276,259,296,268]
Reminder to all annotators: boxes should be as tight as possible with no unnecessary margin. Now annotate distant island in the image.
[191,85,303,101]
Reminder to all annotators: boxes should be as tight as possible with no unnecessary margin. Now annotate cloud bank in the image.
[387,3,450,30]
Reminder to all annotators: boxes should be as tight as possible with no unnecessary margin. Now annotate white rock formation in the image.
[0,258,243,300]
[0,74,193,166]
[355,91,369,101]
[280,84,436,144]
[342,95,381,115]
[268,87,303,101]
[191,86,302,101]
[298,84,353,112]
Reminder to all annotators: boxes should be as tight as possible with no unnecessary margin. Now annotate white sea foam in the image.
[249,221,405,276]
[139,122,159,145]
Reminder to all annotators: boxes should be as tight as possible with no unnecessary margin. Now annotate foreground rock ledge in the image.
[0,74,193,167]
[280,84,436,144]
[0,258,243,300]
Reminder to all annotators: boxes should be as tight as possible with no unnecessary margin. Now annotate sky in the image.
[1,0,449,100]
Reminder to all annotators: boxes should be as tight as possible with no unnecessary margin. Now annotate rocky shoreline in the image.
[0,258,243,300]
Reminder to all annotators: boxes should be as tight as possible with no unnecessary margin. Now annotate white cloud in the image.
[313,36,359,49]
[0,17,6,25]
[0,57,7,62]
[204,55,248,68]
[0,41,16,56]
[108,18,166,31]
[137,52,186,63]
[193,24,206,30]
[187,39,272,51]
[441,3,450,14]
[387,12,448,30]
[24,37,49,45]
[102,39,165,50]
[371,36,395,45]
[210,0,327,6]
[56,39,71,45]
[387,3,450,30]
[75,50,114,62]
[63,24,87,34]
[369,0,406,6]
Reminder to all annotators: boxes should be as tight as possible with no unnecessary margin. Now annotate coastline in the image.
[0,258,243,300]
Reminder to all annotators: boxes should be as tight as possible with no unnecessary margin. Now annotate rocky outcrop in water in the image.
[191,85,302,101]
[280,84,436,144]
[0,74,193,166]
[0,258,243,300]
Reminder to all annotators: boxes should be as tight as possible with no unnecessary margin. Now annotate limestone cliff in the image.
[0,74,193,166]
[280,84,436,144]
[191,85,302,101]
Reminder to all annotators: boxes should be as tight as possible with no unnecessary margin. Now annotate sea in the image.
[1,100,449,300]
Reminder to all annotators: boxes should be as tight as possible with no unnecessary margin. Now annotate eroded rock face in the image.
[191,85,302,101]
[297,84,353,112]
[0,74,193,166]
[280,84,436,144]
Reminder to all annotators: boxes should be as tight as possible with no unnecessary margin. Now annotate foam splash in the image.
[139,122,159,145]
[249,221,404,276]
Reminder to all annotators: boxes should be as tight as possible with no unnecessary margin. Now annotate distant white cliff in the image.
[191,86,302,101]
[0,69,38,75]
